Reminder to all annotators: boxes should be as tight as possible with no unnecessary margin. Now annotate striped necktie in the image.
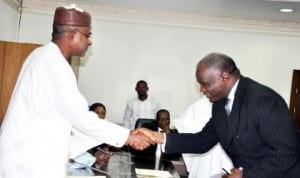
[225,98,231,116]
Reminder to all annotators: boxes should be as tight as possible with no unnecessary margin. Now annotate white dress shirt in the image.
[123,96,160,129]
[226,79,239,114]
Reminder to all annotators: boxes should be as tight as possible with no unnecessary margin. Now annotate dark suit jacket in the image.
[165,76,300,178]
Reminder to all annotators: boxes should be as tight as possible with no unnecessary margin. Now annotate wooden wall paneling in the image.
[0,41,5,96]
[0,42,40,125]
[0,41,80,125]
[289,70,300,129]
[0,41,6,125]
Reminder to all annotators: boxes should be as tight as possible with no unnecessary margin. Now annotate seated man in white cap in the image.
[0,5,153,178]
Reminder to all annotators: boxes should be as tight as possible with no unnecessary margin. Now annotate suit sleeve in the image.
[165,118,218,154]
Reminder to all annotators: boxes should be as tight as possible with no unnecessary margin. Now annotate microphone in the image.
[69,159,110,177]
[96,147,110,155]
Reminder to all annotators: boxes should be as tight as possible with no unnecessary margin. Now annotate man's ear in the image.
[221,71,230,81]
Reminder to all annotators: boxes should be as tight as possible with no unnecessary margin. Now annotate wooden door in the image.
[0,42,5,96]
[0,41,40,125]
[289,70,300,129]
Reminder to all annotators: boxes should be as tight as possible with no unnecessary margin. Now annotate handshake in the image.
[125,128,165,150]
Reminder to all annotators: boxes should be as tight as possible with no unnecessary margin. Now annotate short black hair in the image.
[156,109,170,120]
[89,102,106,112]
[136,80,148,87]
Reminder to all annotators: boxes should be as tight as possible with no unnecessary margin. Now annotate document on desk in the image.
[135,168,172,178]
[68,176,106,178]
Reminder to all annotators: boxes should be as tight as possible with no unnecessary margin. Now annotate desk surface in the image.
[68,152,180,178]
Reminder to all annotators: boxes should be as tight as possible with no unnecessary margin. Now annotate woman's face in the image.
[95,106,106,119]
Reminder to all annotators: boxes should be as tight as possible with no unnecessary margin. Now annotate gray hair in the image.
[197,52,240,76]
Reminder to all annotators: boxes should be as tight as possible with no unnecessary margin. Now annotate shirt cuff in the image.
[161,133,166,152]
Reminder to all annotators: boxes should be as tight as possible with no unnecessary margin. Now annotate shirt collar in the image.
[227,79,239,102]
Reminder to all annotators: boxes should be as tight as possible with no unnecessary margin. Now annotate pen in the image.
[222,168,230,175]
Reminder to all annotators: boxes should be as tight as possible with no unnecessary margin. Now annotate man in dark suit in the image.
[137,52,300,178]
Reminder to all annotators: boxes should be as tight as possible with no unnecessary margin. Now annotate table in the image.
[68,152,181,178]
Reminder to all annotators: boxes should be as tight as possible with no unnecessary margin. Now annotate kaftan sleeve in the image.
[49,60,129,148]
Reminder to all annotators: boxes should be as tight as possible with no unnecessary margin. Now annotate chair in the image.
[171,160,189,178]
[131,118,158,157]
[134,118,157,130]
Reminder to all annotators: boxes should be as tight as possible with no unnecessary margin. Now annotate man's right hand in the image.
[125,129,155,150]
[133,128,165,144]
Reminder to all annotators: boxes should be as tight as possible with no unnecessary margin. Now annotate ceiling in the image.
[17,0,300,22]
[81,0,300,21]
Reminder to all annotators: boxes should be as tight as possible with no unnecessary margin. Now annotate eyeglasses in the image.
[75,30,91,39]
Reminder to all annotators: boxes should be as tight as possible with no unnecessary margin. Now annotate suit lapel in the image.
[226,95,241,146]
[225,76,247,147]
[213,98,231,149]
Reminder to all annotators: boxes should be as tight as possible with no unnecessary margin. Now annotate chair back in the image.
[134,118,157,129]
[131,118,157,157]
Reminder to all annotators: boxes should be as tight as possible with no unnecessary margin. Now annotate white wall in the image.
[18,10,53,44]
[78,20,300,124]
[0,0,19,41]
[2,5,300,124]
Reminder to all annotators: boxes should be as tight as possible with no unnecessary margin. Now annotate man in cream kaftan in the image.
[0,42,129,178]
[0,6,155,178]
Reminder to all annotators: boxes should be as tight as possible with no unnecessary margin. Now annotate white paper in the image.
[135,168,172,178]
[69,152,96,169]
[68,176,106,178]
